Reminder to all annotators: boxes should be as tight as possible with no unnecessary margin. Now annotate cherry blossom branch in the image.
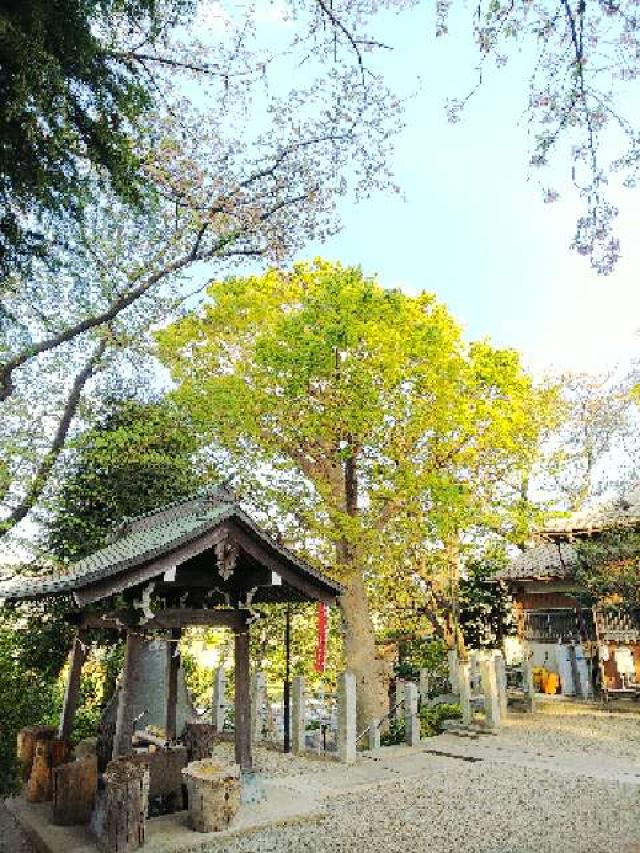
[0,337,108,535]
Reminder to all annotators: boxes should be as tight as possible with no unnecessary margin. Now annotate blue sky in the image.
[292,3,640,376]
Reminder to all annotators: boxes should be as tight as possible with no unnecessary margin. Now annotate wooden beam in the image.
[58,632,88,740]
[77,608,251,633]
[162,564,272,591]
[230,523,338,604]
[165,628,181,741]
[234,625,252,771]
[151,609,250,631]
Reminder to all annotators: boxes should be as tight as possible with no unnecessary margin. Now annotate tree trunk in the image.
[444,533,466,656]
[336,448,390,732]
[339,572,390,732]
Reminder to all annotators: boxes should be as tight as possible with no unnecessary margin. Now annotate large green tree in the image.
[157,260,553,725]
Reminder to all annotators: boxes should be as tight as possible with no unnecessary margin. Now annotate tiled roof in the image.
[544,485,640,537]
[0,486,341,602]
[497,542,578,581]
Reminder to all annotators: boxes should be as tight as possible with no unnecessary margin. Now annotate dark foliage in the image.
[0,601,72,793]
[0,396,199,793]
[0,0,193,277]
[458,560,515,649]
[47,397,200,560]
[575,528,640,607]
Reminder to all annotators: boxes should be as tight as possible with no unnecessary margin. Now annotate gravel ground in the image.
[499,707,640,759]
[3,709,639,853]
[203,710,640,853]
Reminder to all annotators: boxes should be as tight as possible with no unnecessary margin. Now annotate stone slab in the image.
[5,777,325,853]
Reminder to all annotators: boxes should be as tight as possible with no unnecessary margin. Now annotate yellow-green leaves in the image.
[157,259,555,592]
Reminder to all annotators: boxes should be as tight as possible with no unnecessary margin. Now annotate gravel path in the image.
[203,710,640,853]
[500,707,640,759]
[3,709,638,853]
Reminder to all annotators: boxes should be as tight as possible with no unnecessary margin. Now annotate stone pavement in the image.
[0,800,34,853]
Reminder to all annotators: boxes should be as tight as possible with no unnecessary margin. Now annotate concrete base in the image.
[5,780,325,853]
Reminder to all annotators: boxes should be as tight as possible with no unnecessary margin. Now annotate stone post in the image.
[458,661,472,728]
[212,667,226,733]
[479,652,501,729]
[418,669,429,704]
[113,632,146,757]
[250,671,267,743]
[494,651,508,720]
[404,682,420,747]
[393,677,404,722]
[337,671,356,764]
[165,629,181,742]
[448,649,460,694]
[522,653,536,713]
[291,676,306,755]
[368,720,380,753]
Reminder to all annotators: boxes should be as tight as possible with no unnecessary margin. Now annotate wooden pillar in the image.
[234,624,252,771]
[165,628,181,742]
[58,633,88,741]
[113,631,144,757]
[283,602,291,753]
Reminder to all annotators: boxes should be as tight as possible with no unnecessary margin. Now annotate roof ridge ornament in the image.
[215,537,238,581]
[201,481,236,506]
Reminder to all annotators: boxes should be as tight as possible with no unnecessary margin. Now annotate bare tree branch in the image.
[0,337,108,536]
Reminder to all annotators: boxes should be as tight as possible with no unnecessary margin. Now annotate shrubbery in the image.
[380,701,462,746]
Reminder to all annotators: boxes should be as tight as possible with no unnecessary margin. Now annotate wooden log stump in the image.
[183,723,220,761]
[17,725,56,782]
[97,759,149,853]
[128,747,188,814]
[182,759,240,833]
[25,737,70,802]
[52,756,98,825]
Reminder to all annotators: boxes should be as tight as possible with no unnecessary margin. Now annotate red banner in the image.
[314,602,328,672]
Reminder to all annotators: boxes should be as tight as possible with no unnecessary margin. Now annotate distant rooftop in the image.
[500,484,640,583]
[543,485,640,539]
[498,542,577,582]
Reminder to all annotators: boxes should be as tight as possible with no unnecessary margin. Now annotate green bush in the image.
[0,626,60,794]
[380,718,405,746]
[420,703,462,737]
